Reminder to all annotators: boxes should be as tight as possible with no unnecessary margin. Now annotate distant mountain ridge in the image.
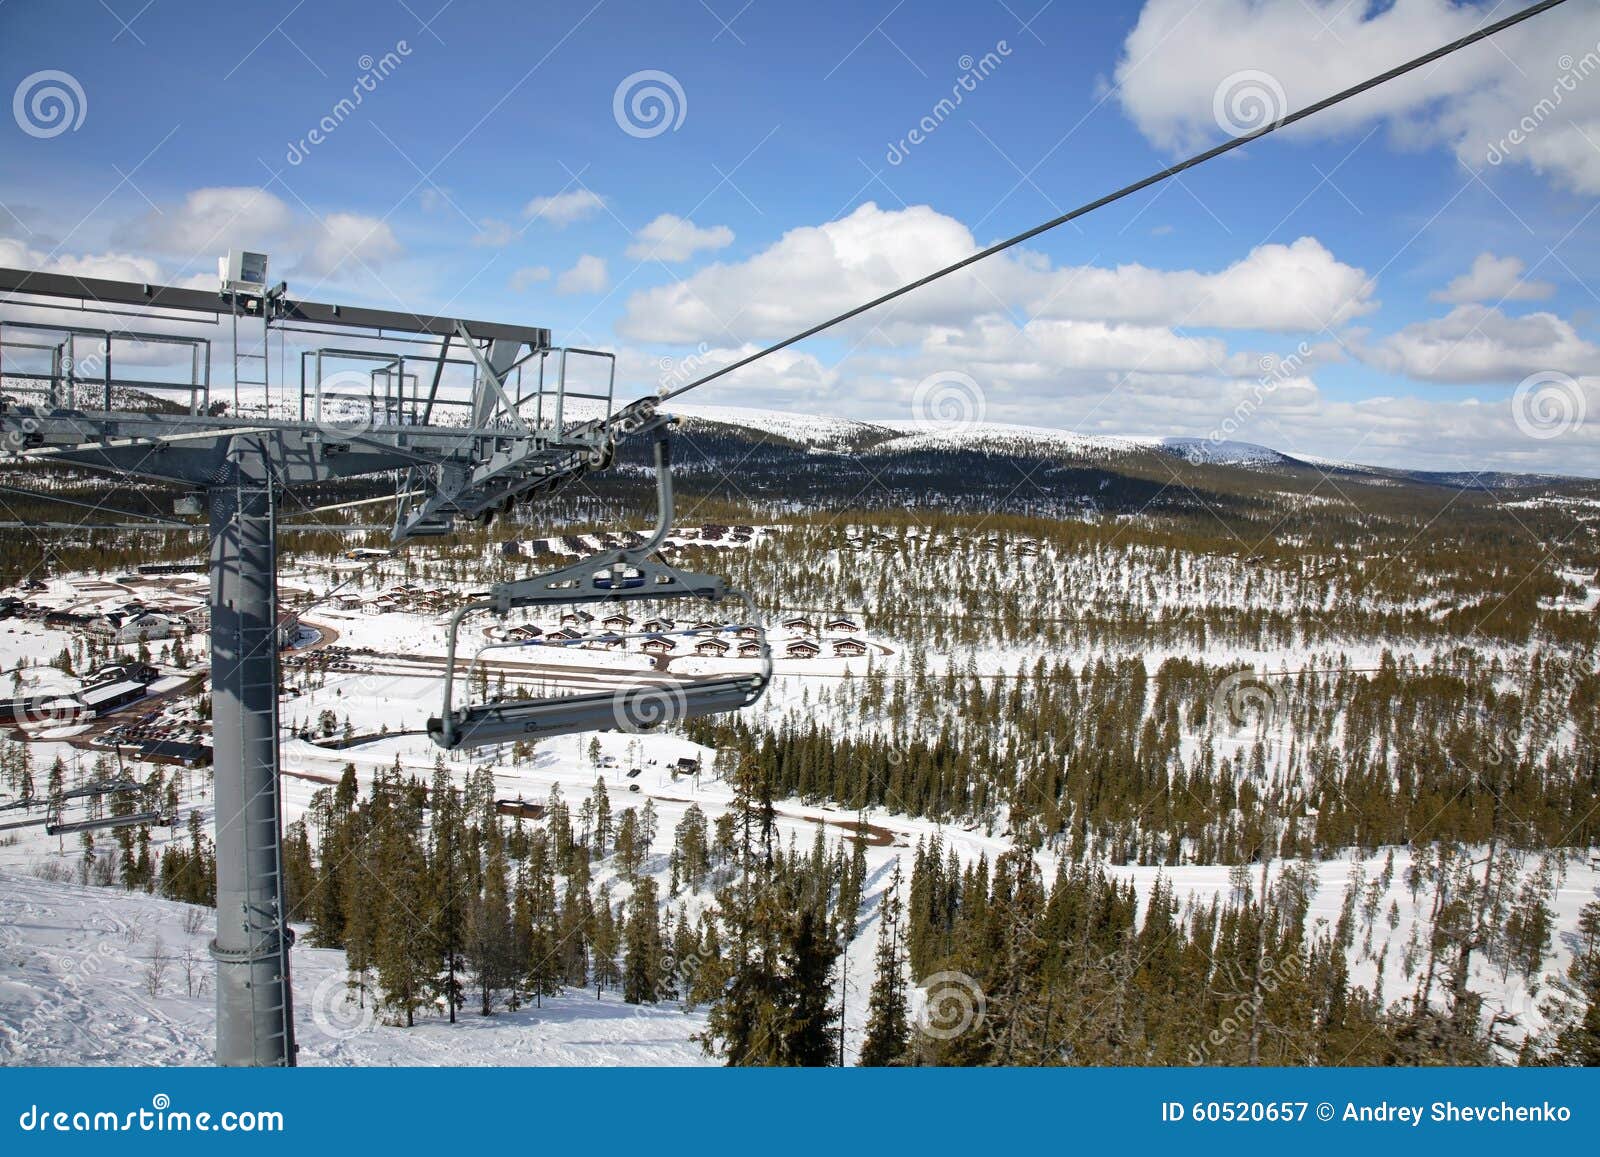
[666,403,1586,490]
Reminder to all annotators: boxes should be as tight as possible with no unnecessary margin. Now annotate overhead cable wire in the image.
[657,0,1570,404]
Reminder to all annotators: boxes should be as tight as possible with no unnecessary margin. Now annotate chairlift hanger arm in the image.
[484,422,712,610]
[429,421,772,750]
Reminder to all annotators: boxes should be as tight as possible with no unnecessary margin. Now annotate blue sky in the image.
[1,0,1597,473]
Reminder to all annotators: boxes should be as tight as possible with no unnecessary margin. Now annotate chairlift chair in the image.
[45,810,169,837]
[428,420,771,751]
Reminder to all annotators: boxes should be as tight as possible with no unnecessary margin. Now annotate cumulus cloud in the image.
[115,186,401,281]
[916,316,1251,380]
[1250,386,1600,477]
[1364,304,1597,383]
[611,327,1596,474]
[299,212,402,277]
[1113,0,1600,193]
[622,343,837,401]
[620,202,1373,343]
[620,203,978,343]
[557,254,609,295]
[120,186,295,259]
[509,265,551,292]
[0,236,162,284]
[472,218,517,248]
[1431,252,1554,304]
[621,343,1597,476]
[522,189,607,226]
[625,214,735,262]
[1021,236,1373,331]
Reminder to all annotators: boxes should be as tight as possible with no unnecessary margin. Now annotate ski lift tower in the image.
[0,260,654,1066]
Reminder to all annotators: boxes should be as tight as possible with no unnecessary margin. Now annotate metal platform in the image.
[0,262,653,1067]
[0,265,650,538]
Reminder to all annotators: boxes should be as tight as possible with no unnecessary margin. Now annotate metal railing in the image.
[0,320,211,415]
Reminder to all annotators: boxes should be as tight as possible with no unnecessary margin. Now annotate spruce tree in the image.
[780,907,841,1065]
[623,877,663,1003]
[1539,900,1600,1065]
[860,861,910,1065]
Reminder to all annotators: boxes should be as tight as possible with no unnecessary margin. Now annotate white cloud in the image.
[120,186,295,259]
[522,189,606,226]
[1022,235,1373,331]
[472,218,517,248]
[1431,252,1554,304]
[300,212,402,278]
[1113,0,1600,193]
[621,343,837,400]
[915,316,1251,380]
[1365,304,1597,383]
[620,203,977,343]
[1256,385,1599,476]
[620,202,1373,342]
[0,237,163,284]
[509,265,551,292]
[556,254,608,295]
[615,339,1598,476]
[114,186,401,281]
[624,214,735,262]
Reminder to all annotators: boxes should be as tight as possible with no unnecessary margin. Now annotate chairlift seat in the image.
[45,810,166,836]
[429,674,764,750]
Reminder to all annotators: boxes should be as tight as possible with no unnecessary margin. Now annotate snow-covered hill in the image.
[1125,435,1298,468]
[665,404,1600,490]
[670,404,1365,475]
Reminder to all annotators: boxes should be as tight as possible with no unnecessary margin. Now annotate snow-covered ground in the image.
[5,647,1597,1067]
[2,527,1595,1066]
[5,830,1595,1066]
[0,869,711,1066]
